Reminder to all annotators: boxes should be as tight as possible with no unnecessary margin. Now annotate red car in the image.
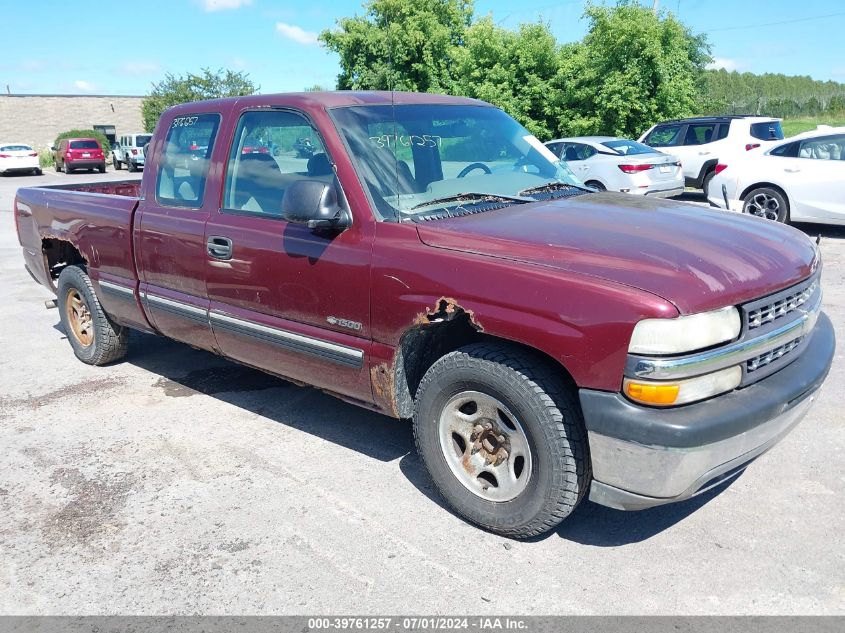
[14,92,835,537]
[53,138,106,174]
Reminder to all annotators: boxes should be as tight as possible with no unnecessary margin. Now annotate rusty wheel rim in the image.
[438,391,533,502]
[65,288,94,347]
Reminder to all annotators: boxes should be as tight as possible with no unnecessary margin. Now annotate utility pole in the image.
[652,0,659,13]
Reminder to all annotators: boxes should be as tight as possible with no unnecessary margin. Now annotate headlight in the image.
[623,366,742,407]
[628,306,741,355]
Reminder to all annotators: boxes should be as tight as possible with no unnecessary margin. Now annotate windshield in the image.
[330,104,582,219]
[0,145,32,152]
[601,139,658,155]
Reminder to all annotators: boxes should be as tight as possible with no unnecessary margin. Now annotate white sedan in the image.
[707,126,845,224]
[545,136,684,197]
[0,143,41,176]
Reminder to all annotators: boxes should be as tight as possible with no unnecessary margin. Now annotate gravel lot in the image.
[0,171,843,614]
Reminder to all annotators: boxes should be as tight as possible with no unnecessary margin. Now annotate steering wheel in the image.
[457,162,492,178]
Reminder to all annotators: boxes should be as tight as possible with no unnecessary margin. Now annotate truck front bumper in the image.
[580,312,835,511]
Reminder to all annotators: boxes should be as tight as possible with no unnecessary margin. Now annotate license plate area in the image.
[659,164,671,173]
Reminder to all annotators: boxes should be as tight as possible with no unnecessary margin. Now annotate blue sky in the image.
[2,0,844,96]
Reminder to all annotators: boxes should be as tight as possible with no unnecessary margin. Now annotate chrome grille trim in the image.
[747,281,817,330]
[746,337,803,372]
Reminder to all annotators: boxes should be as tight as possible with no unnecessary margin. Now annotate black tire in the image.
[63,161,72,174]
[742,186,789,223]
[113,155,122,170]
[98,163,106,173]
[57,265,129,365]
[127,160,137,173]
[702,169,715,196]
[35,168,43,176]
[585,180,606,192]
[413,343,590,538]
[54,160,61,172]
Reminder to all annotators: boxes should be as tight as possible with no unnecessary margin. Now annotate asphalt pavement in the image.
[0,170,843,614]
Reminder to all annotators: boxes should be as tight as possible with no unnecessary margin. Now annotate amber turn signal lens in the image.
[625,382,680,405]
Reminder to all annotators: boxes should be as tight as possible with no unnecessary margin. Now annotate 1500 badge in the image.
[326,316,362,331]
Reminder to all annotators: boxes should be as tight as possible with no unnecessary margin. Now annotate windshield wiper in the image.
[410,192,528,211]
[518,181,591,196]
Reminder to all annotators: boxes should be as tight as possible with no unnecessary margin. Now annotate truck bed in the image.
[14,179,142,293]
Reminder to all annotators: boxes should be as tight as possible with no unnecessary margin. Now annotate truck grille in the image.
[746,337,803,373]
[747,281,817,330]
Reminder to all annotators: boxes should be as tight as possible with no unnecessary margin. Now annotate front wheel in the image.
[413,343,590,538]
[743,186,789,223]
[585,180,606,192]
[113,155,122,170]
[57,265,128,365]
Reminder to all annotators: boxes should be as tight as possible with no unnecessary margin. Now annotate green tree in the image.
[141,68,258,132]
[554,1,711,137]
[319,0,473,92]
[451,18,561,139]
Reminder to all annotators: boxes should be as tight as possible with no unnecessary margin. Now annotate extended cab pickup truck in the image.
[14,92,835,537]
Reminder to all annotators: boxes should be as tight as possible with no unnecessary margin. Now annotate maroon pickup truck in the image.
[14,92,835,537]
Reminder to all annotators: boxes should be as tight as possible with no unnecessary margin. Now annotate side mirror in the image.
[281,179,350,230]
[50,145,56,152]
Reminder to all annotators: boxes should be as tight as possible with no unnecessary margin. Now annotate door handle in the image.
[698,151,711,155]
[207,236,233,260]
[784,168,801,173]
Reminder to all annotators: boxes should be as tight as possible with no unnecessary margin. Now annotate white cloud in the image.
[201,0,252,11]
[73,80,96,92]
[275,22,319,46]
[118,61,160,75]
[706,57,740,72]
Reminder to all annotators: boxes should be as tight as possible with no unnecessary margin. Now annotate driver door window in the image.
[223,110,329,217]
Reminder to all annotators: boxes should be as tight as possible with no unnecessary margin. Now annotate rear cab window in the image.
[70,140,100,149]
[751,121,784,141]
[156,113,221,208]
[643,125,682,147]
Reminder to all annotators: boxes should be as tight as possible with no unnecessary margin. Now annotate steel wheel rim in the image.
[744,193,781,221]
[65,289,94,347]
[438,391,533,502]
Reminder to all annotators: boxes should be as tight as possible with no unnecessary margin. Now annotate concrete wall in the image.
[0,95,145,151]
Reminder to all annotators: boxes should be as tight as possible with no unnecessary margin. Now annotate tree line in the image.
[140,1,845,138]
[701,69,845,119]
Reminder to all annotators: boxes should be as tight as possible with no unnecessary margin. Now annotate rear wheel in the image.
[63,161,71,174]
[413,343,590,538]
[98,163,106,173]
[585,180,606,192]
[702,169,715,196]
[127,161,137,173]
[743,186,789,223]
[57,265,128,365]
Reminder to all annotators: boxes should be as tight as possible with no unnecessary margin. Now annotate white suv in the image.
[638,116,784,194]
[112,133,152,172]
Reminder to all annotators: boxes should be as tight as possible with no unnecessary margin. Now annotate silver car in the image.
[545,136,684,197]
